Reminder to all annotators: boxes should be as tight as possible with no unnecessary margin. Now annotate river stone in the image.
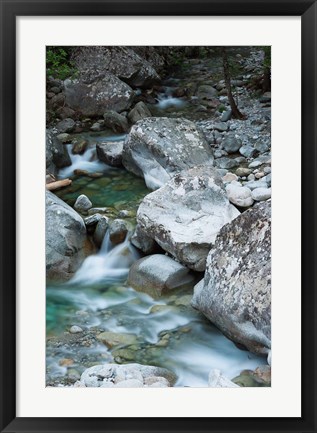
[93,216,109,247]
[122,117,214,190]
[96,141,124,167]
[69,325,83,334]
[78,363,176,387]
[208,369,239,388]
[135,165,240,271]
[74,194,92,213]
[55,118,75,134]
[109,219,129,244]
[236,167,252,177]
[248,160,263,168]
[46,191,87,282]
[90,122,102,132]
[131,225,159,255]
[221,109,232,122]
[239,145,257,158]
[128,254,194,298]
[222,172,238,184]
[71,137,88,155]
[64,73,135,117]
[226,184,254,207]
[222,136,242,154]
[191,200,271,354]
[128,101,152,124]
[215,157,239,170]
[196,84,218,100]
[103,110,129,133]
[46,129,71,174]
[97,331,138,348]
[255,142,269,154]
[244,180,267,191]
[71,46,161,88]
[251,187,271,201]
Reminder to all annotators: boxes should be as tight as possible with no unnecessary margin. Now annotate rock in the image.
[239,145,257,158]
[56,118,75,133]
[213,122,228,132]
[46,130,71,173]
[128,101,152,124]
[56,133,71,143]
[96,141,124,167]
[215,157,239,170]
[248,160,263,168]
[90,122,102,132]
[128,254,194,298]
[135,165,240,271]
[268,350,272,366]
[144,376,170,387]
[236,167,252,177]
[196,84,218,100]
[70,325,83,334]
[263,166,271,174]
[222,136,242,154]
[208,369,239,388]
[97,331,138,348]
[251,187,271,201]
[191,201,271,354]
[114,379,143,388]
[84,213,103,227]
[109,219,129,244]
[71,46,161,88]
[221,109,232,122]
[56,106,76,120]
[74,194,92,213]
[78,363,176,387]
[46,191,87,281]
[244,180,267,191]
[93,216,109,247]
[222,172,238,184]
[122,117,214,190]
[226,184,254,207]
[254,142,269,153]
[103,110,129,133]
[71,138,88,155]
[131,226,159,254]
[64,73,135,117]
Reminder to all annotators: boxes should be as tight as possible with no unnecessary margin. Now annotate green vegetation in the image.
[46,47,76,80]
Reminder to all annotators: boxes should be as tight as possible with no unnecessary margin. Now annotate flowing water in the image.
[47,128,267,387]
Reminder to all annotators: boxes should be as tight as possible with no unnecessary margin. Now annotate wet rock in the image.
[90,122,102,132]
[71,137,88,155]
[226,184,254,207]
[128,101,152,124]
[46,191,87,282]
[46,129,71,174]
[128,254,194,298]
[122,117,214,190]
[70,325,83,334]
[74,194,92,213]
[97,331,138,348]
[109,219,129,244]
[64,73,135,117]
[103,110,129,133]
[251,187,271,201]
[93,216,109,247]
[77,363,176,387]
[56,118,76,133]
[222,136,242,154]
[191,201,271,354]
[208,369,239,388]
[131,226,159,254]
[56,133,71,143]
[96,141,123,167]
[135,165,240,271]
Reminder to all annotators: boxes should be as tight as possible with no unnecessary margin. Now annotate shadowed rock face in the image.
[46,191,88,282]
[134,165,240,271]
[122,117,214,190]
[192,200,271,355]
[64,73,135,117]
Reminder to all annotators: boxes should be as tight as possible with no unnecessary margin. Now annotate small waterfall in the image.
[69,233,140,286]
[156,86,187,110]
[59,145,108,179]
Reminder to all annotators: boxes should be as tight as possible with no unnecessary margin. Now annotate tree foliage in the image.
[46,47,76,80]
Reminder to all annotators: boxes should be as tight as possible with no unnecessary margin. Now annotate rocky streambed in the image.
[46,47,271,388]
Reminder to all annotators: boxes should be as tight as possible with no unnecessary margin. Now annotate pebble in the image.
[69,325,83,334]
[251,187,271,201]
[226,184,254,207]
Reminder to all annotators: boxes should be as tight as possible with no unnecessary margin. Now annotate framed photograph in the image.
[0,1,316,432]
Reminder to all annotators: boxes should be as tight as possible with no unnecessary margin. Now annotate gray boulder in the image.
[135,165,240,271]
[215,157,239,170]
[46,129,71,174]
[109,219,129,245]
[71,46,161,88]
[196,84,218,100]
[128,101,152,124]
[251,187,271,201]
[64,73,135,117]
[122,117,214,190]
[96,141,124,167]
[128,254,194,298]
[46,191,87,281]
[226,183,254,207]
[191,200,271,354]
[55,118,75,133]
[222,136,242,154]
[74,194,92,214]
[239,145,257,159]
[103,111,129,133]
[93,216,109,247]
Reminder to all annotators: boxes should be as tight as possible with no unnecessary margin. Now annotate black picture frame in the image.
[0,1,316,432]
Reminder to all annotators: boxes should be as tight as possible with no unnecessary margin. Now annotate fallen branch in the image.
[46,179,72,191]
